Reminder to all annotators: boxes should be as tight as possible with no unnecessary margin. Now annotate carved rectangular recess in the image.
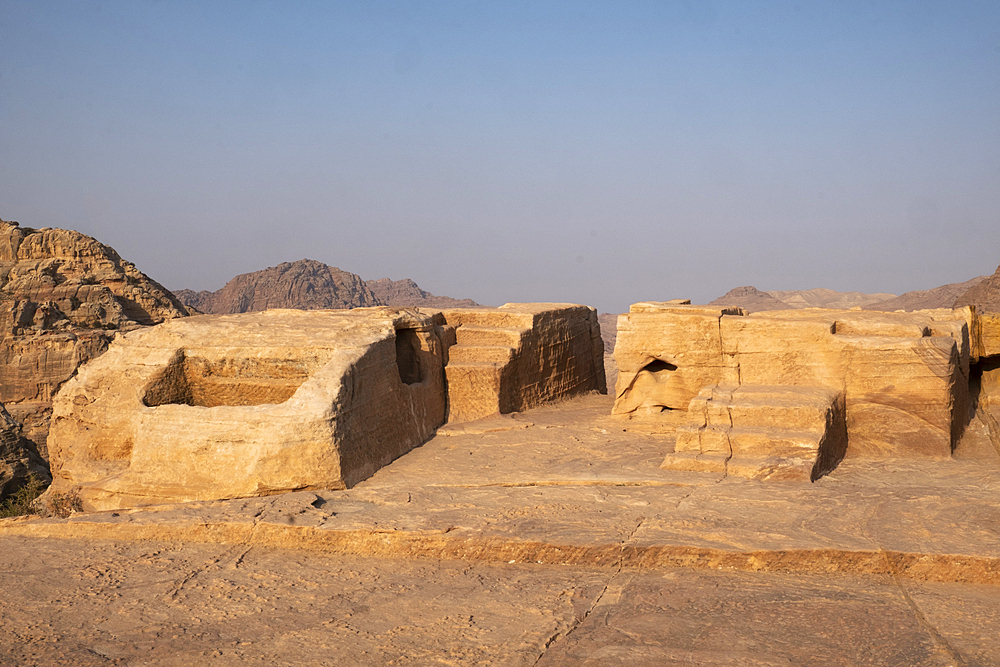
[142,349,326,408]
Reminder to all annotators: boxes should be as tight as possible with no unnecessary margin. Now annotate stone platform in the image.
[2,392,1000,664]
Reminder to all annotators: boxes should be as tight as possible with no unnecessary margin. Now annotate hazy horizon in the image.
[2,1,998,314]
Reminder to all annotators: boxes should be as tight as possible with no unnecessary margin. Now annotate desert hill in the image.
[767,287,896,310]
[954,264,1000,313]
[175,260,480,314]
[173,259,380,314]
[707,286,791,312]
[862,275,988,312]
[365,277,480,309]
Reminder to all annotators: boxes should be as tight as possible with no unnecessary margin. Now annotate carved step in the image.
[454,325,523,348]
[447,345,514,365]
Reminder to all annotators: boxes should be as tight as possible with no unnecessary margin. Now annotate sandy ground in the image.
[3,388,1000,665]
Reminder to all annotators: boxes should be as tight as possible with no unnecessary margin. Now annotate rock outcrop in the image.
[439,304,606,423]
[614,302,976,480]
[365,278,480,309]
[45,303,607,510]
[0,401,50,498]
[955,264,1000,313]
[0,219,189,473]
[174,259,381,314]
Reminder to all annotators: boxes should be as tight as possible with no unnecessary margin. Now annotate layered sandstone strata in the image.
[614,302,976,479]
[0,219,189,467]
[46,303,607,510]
[46,308,449,510]
[439,304,606,422]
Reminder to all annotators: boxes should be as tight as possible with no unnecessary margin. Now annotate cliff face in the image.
[0,218,190,478]
[365,277,480,309]
[173,259,381,314]
[955,265,1000,314]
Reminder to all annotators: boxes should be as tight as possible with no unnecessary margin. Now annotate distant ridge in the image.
[365,277,480,309]
[954,265,1000,313]
[766,287,896,310]
[863,276,987,312]
[175,260,480,314]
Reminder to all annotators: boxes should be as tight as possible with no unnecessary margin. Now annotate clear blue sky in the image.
[2,1,998,313]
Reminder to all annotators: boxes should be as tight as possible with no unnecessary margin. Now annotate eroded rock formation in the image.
[0,401,50,497]
[46,303,606,510]
[0,219,189,470]
[439,304,606,422]
[614,301,979,481]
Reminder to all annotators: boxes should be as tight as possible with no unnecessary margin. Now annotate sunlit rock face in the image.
[0,218,189,470]
[46,303,607,511]
[614,301,978,480]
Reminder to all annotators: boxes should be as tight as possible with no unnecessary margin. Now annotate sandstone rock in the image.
[0,401,50,498]
[46,308,449,510]
[438,303,606,423]
[365,277,480,309]
[666,384,847,481]
[955,263,1000,313]
[613,302,743,415]
[707,286,790,313]
[45,303,607,510]
[0,219,190,463]
[173,259,381,314]
[614,302,975,477]
[864,275,986,312]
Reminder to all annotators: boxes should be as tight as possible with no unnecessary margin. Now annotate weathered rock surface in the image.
[173,259,381,314]
[614,302,975,478]
[0,402,49,497]
[0,218,189,471]
[865,275,987,312]
[45,303,606,510]
[46,308,449,510]
[365,277,480,308]
[3,391,1000,664]
[707,286,790,312]
[440,304,606,423]
[955,263,1000,313]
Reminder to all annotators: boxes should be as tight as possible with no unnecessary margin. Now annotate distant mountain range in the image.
[174,259,480,314]
[707,270,998,314]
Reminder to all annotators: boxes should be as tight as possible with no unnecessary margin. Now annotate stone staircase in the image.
[444,322,527,422]
[662,384,847,481]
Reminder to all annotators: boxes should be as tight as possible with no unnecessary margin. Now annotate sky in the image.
[1,1,998,314]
